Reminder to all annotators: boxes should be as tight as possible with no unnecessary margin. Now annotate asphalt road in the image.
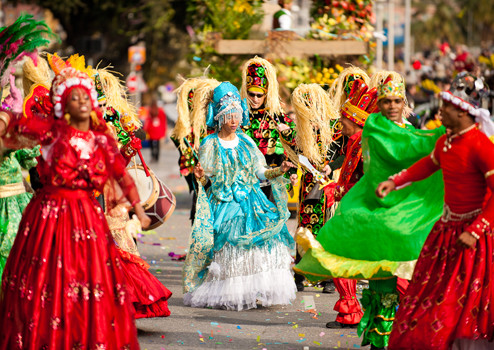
[135,140,364,350]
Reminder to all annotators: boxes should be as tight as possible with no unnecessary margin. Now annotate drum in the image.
[127,165,176,230]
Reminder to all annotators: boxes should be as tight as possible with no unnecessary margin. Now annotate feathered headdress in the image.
[240,56,283,117]
[0,14,58,89]
[329,65,370,110]
[291,83,337,166]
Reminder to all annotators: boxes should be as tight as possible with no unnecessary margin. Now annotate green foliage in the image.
[185,0,265,84]
[187,0,264,39]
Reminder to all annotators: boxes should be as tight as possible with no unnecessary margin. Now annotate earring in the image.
[64,113,71,124]
[90,111,99,127]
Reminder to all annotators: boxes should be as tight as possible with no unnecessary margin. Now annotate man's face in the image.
[247,90,266,110]
[377,96,405,122]
[439,100,463,130]
[340,117,361,137]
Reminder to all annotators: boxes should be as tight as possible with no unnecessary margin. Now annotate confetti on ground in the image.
[211,322,219,326]
[256,335,261,342]
[237,325,242,329]
[319,332,325,337]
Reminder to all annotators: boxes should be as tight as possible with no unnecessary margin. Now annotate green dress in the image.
[0,147,40,276]
[294,113,445,347]
[294,113,445,281]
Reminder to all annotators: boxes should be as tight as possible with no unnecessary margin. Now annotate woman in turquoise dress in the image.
[0,146,40,277]
[183,82,296,311]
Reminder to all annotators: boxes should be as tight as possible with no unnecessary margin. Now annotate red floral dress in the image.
[0,124,142,349]
[388,127,494,349]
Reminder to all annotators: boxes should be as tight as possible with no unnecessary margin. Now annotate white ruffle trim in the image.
[183,242,296,311]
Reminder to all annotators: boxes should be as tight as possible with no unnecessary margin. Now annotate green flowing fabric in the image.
[294,113,445,280]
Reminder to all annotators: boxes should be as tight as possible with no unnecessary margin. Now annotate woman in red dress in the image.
[377,74,494,350]
[0,67,150,349]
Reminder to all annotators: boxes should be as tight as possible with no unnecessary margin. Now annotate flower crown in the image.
[50,67,99,118]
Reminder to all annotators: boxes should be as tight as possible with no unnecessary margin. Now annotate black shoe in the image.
[322,282,335,294]
[296,281,305,292]
[325,321,358,329]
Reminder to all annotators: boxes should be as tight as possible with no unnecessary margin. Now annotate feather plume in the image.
[0,14,58,86]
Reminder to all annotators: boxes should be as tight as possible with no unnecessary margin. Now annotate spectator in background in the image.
[143,100,167,162]
[272,0,293,31]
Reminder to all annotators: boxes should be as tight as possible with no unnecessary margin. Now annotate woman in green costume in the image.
[0,146,40,277]
[294,73,445,349]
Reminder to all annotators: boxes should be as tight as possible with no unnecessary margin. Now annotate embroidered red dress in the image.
[388,126,494,350]
[0,123,143,349]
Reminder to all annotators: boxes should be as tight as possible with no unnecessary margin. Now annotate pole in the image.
[388,0,395,71]
[404,0,411,78]
[376,0,384,69]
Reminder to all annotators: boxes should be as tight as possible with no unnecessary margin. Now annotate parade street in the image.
[136,142,362,350]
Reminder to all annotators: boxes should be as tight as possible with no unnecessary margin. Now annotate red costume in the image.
[388,126,494,349]
[331,131,365,325]
[0,67,170,348]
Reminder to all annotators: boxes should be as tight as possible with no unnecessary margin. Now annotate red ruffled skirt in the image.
[0,188,140,349]
[117,248,172,319]
[389,218,494,350]
[333,278,363,325]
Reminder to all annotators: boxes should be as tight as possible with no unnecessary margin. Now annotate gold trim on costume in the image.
[366,327,392,336]
[485,169,494,179]
[0,182,26,198]
[430,152,439,166]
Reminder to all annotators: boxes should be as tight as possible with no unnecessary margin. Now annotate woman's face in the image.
[65,88,92,123]
[221,114,240,134]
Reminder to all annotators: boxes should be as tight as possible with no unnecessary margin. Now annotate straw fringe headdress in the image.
[329,65,370,109]
[240,56,283,117]
[94,67,140,129]
[370,70,412,119]
[22,55,52,95]
[172,78,219,151]
[291,84,337,166]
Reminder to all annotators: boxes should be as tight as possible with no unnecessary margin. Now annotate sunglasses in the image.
[248,92,265,99]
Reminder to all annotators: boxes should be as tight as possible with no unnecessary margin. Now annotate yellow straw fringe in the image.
[329,65,370,109]
[172,78,219,151]
[291,83,336,167]
[240,56,283,117]
[95,68,140,128]
[22,55,52,95]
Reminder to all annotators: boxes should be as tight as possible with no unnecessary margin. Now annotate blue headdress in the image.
[206,82,249,128]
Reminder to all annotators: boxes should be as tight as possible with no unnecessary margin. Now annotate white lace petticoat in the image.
[183,241,296,311]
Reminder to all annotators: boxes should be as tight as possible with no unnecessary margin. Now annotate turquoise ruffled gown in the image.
[183,132,296,310]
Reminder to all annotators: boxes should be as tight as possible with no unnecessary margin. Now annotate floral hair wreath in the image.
[440,91,484,118]
[51,67,99,119]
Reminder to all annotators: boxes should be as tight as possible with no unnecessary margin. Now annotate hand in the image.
[193,163,205,179]
[376,180,396,198]
[290,173,299,186]
[457,231,477,248]
[277,123,290,132]
[281,160,295,173]
[133,203,151,229]
[0,111,9,137]
[322,164,332,176]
